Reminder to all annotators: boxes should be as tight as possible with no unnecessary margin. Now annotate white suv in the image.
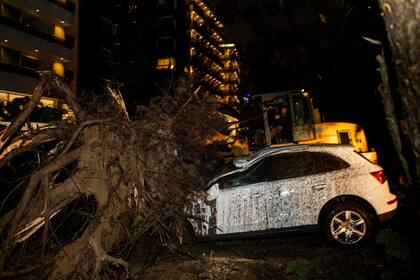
[190,144,398,245]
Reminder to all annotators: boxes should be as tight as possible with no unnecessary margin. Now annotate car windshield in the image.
[248,150,263,160]
[214,162,239,177]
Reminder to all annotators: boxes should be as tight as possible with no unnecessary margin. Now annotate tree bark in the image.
[379,0,420,188]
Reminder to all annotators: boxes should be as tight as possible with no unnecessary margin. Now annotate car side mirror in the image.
[207,183,220,201]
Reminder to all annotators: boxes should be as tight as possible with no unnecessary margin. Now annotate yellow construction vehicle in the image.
[250,90,377,163]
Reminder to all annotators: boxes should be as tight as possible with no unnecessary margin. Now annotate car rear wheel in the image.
[322,202,373,245]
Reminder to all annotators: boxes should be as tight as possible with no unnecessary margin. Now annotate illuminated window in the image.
[156,57,176,70]
[54,25,66,40]
[53,62,65,77]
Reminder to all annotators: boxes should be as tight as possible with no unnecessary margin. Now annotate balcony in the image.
[191,21,224,52]
[47,0,76,13]
[223,65,240,74]
[191,39,224,67]
[192,70,224,97]
[0,16,74,49]
[191,56,224,83]
[0,68,39,94]
[0,23,73,61]
[4,0,74,26]
[191,1,223,32]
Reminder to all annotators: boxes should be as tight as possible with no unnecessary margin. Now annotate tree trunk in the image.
[379,0,420,188]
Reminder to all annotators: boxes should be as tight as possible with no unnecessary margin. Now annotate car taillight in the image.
[387,197,398,205]
[370,170,387,184]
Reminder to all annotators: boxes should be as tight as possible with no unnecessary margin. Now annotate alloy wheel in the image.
[330,210,366,244]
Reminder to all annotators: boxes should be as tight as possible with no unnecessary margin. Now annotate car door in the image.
[214,158,269,235]
[265,151,345,229]
[264,152,309,229]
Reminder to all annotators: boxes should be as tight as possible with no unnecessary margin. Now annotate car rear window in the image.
[266,151,350,180]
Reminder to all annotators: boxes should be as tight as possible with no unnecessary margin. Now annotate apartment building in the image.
[103,0,240,111]
[0,0,78,103]
[156,0,241,100]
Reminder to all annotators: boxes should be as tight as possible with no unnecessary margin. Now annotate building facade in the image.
[218,43,240,113]
[77,0,113,93]
[0,0,78,102]
[85,0,241,112]
[156,0,241,104]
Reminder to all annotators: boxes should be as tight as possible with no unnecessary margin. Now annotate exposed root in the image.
[0,73,223,279]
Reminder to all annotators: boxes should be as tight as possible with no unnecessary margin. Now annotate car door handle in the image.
[311,184,327,191]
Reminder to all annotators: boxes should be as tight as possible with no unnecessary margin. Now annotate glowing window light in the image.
[54,25,66,40]
[156,57,176,70]
[53,62,65,77]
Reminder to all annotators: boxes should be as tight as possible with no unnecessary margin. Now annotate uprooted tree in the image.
[0,72,224,279]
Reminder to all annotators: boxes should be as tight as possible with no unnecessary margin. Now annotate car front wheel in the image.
[322,202,373,245]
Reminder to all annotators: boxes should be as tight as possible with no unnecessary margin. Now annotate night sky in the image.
[210,0,397,171]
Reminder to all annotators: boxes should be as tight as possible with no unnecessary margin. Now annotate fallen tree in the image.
[0,72,224,279]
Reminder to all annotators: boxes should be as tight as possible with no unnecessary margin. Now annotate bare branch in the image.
[50,75,86,121]
[0,129,60,169]
[173,86,201,121]
[0,146,84,270]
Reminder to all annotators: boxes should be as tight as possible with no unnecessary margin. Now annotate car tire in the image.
[321,202,374,246]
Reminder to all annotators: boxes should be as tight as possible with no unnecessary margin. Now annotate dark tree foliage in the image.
[0,97,66,123]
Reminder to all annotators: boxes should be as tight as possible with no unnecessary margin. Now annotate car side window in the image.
[218,159,266,189]
[266,151,350,181]
[266,152,309,181]
[310,152,350,173]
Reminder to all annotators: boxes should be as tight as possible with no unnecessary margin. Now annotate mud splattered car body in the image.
[190,144,398,245]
